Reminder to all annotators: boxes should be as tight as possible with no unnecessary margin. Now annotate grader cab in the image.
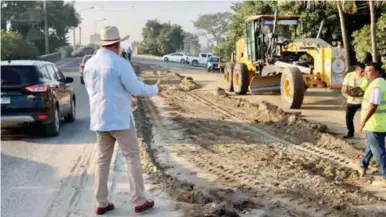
[224,14,347,109]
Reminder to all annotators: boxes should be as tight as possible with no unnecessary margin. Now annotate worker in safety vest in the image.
[355,62,386,187]
[341,63,367,138]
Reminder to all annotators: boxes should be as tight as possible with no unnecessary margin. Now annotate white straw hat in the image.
[92,25,130,46]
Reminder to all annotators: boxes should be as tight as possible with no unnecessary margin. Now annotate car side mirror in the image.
[65,77,74,83]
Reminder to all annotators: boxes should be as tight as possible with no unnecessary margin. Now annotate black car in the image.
[1,60,76,137]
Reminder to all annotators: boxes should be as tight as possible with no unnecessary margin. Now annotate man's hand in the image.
[358,121,365,134]
[155,79,163,92]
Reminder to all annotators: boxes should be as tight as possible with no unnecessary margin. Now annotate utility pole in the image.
[43,0,49,54]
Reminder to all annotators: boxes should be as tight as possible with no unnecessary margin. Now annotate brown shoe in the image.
[353,164,366,176]
[96,203,115,215]
[372,180,386,187]
[134,200,154,213]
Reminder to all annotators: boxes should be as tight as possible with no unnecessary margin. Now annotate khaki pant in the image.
[95,122,146,207]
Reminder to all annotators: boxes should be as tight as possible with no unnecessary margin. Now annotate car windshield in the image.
[1,66,38,85]
[210,58,219,62]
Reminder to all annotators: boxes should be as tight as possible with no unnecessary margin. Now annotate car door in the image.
[199,53,207,64]
[168,53,176,62]
[53,64,73,113]
[174,53,183,63]
[45,64,68,116]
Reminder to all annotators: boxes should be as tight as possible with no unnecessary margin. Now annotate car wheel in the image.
[64,99,76,122]
[164,57,169,62]
[192,60,198,67]
[43,107,60,137]
[80,76,85,84]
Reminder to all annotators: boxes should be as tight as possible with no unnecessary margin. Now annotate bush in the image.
[1,31,40,60]
[352,13,386,70]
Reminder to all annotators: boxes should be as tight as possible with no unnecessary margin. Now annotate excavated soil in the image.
[132,63,386,217]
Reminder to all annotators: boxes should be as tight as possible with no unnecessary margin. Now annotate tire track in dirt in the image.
[140,96,382,217]
[43,145,96,217]
[133,65,386,216]
[187,92,357,170]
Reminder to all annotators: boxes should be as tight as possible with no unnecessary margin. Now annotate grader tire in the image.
[280,67,305,109]
[233,63,249,95]
[224,63,235,92]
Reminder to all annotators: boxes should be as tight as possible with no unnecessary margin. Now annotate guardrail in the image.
[38,52,62,62]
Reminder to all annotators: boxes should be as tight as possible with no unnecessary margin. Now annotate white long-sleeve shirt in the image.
[83,48,159,131]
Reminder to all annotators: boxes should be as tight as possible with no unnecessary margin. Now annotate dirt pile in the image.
[132,63,386,216]
[179,76,199,91]
[195,91,362,159]
[134,99,255,217]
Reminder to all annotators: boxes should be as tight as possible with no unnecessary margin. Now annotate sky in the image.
[67,0,235,48]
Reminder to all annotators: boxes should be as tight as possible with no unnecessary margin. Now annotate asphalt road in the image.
[132,55,206,70]
[1,57,97,217]
[0,55,203,217]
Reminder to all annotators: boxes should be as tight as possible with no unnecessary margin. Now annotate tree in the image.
[183,32,201,55]
[140,19,184,56]
[157,24,184,55]
[193,12,233,45]
[368,1,386,62]
[369,0,378,62]
[131,40,141,49]
[1,1,80,53]
[352,13,386,69]
[212,1,276,59]
[1,30,40,60]
[281,0,358,68]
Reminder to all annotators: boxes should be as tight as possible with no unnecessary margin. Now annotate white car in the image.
[162,52,187,64]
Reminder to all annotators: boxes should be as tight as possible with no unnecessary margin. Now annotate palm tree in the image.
[369,0,378,62]
[368,0,386,62]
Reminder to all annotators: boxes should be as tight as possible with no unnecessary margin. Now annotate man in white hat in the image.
[83,25,160,214]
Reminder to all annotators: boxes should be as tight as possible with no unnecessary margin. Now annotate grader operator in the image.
[224,14,347,109]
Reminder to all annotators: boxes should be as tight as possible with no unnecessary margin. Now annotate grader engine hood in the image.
[322,47,346,89]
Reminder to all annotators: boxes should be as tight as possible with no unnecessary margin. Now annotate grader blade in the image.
[249,74,281,94]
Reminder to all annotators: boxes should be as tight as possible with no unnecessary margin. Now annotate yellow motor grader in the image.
[224,14,347,109]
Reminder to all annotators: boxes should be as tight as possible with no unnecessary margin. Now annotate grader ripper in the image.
[224,14,347,109]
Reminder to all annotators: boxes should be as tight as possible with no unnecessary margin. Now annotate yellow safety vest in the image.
[346,72,368,103]
[361,77,386,132]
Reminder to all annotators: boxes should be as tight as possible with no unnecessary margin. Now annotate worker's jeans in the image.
[360,131,386,179]
[345,103,361,136]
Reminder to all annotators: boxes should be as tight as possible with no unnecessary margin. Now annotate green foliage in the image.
[1,30,40,60]
[193,12,232,45]
[183,32,201,55]
[352,13,386,69]
[213,0,355,60]
[140,19,184,56]
[1,1,80,54]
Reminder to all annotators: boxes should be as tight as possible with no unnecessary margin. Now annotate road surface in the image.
[1,58,96,217]
[1,55,379,217]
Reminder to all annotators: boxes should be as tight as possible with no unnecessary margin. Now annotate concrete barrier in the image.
[38,52,62,62]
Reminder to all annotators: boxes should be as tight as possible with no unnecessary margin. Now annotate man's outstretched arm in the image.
[119,61,159,97]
